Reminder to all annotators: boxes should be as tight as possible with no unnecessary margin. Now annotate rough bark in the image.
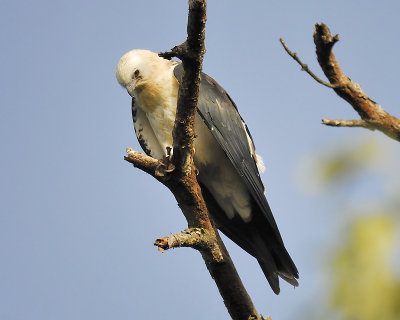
[124,1,265,319]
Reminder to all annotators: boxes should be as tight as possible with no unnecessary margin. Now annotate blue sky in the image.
[1,1,400,319]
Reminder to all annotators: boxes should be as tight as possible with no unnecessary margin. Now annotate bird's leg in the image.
[166,146,172,158]
[155,146,175,179]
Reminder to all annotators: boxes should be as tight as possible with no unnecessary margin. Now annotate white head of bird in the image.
[116,49,177,97]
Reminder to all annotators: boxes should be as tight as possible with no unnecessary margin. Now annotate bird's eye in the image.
[133,69,140,78]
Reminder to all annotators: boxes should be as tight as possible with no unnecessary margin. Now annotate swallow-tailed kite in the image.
[116,49,298,294]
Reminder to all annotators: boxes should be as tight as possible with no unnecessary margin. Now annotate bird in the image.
[116,49,299,294]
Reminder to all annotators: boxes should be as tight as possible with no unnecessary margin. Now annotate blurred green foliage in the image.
[295,138,384,195]
[298,136,400,320]
[331,215,400,320]
[318,140,378,185]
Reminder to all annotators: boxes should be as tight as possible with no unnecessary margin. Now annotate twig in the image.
[154,228,223,260]
[124,148,158,175]
[321,119,377,130]
[279,38,339,89]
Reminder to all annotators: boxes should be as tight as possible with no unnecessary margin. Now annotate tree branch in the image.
[281,23,400,142]
[321,119,378,130]
[124,1,264,319]
[154,228,222,259]
[279,38,338,89]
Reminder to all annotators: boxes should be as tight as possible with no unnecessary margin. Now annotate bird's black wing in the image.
[174,64,282,240]
[174,64,298,293]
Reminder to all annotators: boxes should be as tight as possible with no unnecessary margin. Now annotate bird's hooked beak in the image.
[126,80,137,97]
[126,70,144,97]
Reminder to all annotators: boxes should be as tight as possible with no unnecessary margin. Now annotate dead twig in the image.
[281,23,400,142]
[279,38,339,89]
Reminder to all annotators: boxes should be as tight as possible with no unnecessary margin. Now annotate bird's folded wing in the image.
[174,64,282,242]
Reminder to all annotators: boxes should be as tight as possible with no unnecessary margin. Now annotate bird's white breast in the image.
[133,65,252,223]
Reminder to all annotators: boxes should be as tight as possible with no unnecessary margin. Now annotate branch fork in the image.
[281,23,400,142]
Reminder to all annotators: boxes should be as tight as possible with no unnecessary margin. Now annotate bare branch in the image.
[282,23,400,142]
[280,38,338,89]
[314,23,400,141]
[159,42,188,60]
[124,148,158,174]
[154,228,223,261]
[124,148,176,182]
[154,228,212,251]
[321,119,377,130]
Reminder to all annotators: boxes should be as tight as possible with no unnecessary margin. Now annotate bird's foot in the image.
[155,147,175,179]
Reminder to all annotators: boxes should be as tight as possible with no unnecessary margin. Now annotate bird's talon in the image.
[155,156,176,179]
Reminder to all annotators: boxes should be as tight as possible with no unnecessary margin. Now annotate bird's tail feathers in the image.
[274,246,299,287]
[258,251,299,295]
[258,259,280,295]
[277,271,299,287]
